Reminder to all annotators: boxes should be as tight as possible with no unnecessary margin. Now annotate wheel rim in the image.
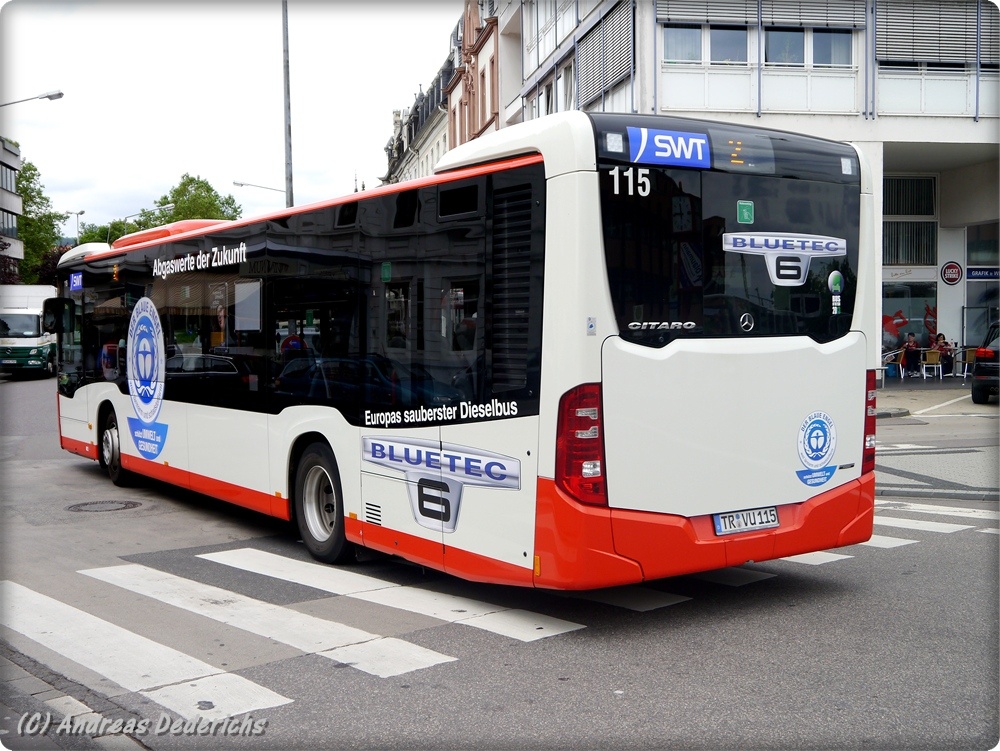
[302,464,337,543]
[102,421,120,475]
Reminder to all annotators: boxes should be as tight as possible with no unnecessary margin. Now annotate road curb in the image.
[876,408,910,419]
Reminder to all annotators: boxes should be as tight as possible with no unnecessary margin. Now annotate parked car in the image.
[274,354,463,409]
[971,322,999,404]
[164,353,257,406]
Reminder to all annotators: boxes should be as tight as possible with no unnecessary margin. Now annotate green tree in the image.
[16,161,66,283]
[0,238,18,284]
[158,173,242,222]
[80,174,242,245]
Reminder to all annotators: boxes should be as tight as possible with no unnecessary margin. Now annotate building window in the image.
[813,29,852,66]
[885,176,935,216]
[1,164,17,193]
[577,0,634,107]
[0,210,17,239]
[883,176,937,267]
[968,222,999,267]
[710,26,747,64]
[664,24,700,62]
[882,281,937,349]
[765,28,805,65]
[883,222,938,266]
[556,61,574,110]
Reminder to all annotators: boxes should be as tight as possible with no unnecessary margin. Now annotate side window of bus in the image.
[85,285,131,387]
[446,280,479,352]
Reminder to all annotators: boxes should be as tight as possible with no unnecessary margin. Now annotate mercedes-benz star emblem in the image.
[740,313,755,332]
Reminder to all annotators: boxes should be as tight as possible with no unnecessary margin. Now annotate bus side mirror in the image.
[42,298,75,334]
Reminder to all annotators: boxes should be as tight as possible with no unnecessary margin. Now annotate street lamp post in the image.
[282,0,293,209]
[0,90,64,108]
[233,181,284,194]
[66,210,85,245]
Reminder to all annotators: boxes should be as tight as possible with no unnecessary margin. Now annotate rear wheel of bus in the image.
[294,442,353,563]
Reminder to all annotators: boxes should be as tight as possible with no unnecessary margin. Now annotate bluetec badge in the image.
[628,127,711,168]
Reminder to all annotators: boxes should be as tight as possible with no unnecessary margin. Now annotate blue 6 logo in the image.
[128,297,165,425]
[797,411,837,470]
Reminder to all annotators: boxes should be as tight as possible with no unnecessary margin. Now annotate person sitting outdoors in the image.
[932,333,954,376]
[903,332,921,376]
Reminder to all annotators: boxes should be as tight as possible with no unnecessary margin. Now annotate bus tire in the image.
[100,409,133,487]
[294,442,353,563]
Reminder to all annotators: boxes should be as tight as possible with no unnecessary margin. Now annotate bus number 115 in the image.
[609,167,651,197]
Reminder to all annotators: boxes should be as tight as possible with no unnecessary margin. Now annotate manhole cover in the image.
[67,500,142,512]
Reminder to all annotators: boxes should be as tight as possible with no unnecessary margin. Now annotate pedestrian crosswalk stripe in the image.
[79,564,455,677]
[876,443,933,451]
[145,673,292,723]
[876,500,999,521]
[873,516,975,533]
[200,548,395,596]
[781,551,853,565]
[0,580,291,720]
[860,534,918,548]
[321,637,457,678]
[199,548,583,641]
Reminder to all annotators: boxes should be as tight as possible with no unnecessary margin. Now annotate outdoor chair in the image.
[883,349,906,380]
[920,349,943,380]
[955,347,976,380]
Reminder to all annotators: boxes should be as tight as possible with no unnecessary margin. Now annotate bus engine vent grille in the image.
[491,184,533,392]
[365,503,382,526]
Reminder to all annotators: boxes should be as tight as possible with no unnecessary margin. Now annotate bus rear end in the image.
[538,114,876,588]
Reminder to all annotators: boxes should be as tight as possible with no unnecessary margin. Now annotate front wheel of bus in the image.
[101,409,133,487]
[294,443,352,564]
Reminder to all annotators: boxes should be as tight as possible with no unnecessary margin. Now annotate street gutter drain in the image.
[67,501,142,512]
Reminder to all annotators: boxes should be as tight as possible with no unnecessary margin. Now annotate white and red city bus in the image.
[45,111,877,589]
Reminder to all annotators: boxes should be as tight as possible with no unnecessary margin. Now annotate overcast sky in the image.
[0,0,465,240]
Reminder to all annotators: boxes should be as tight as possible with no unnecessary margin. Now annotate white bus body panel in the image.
[187,405,269,493]
[359,418,539,571]
[439,417,539,570]
[58,392,93,451]
[601,332,867,518]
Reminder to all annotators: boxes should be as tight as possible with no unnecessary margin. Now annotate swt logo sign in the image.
[627,127,711,168]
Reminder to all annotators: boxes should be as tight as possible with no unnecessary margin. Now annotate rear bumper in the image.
[533,475,874,589]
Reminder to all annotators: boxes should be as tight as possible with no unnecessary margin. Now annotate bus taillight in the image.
[555,383,607,506]
[862,369,877,476]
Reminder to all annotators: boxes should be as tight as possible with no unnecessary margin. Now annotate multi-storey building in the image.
[384,2,501,184]
[389,0,999,348]
[0,137,24,267]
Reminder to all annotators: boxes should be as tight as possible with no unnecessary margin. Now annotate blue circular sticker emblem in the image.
[128,297,165,425]
[798,411,837,470]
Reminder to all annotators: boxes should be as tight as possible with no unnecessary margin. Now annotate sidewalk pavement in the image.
[875,372,980,419]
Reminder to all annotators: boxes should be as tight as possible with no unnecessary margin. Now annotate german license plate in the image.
[1,359,16,365]
[713,506,779,536]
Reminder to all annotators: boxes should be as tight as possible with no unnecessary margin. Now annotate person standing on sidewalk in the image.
[903,332,921,376]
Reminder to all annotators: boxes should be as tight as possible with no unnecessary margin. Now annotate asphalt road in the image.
[1,375,997,751]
